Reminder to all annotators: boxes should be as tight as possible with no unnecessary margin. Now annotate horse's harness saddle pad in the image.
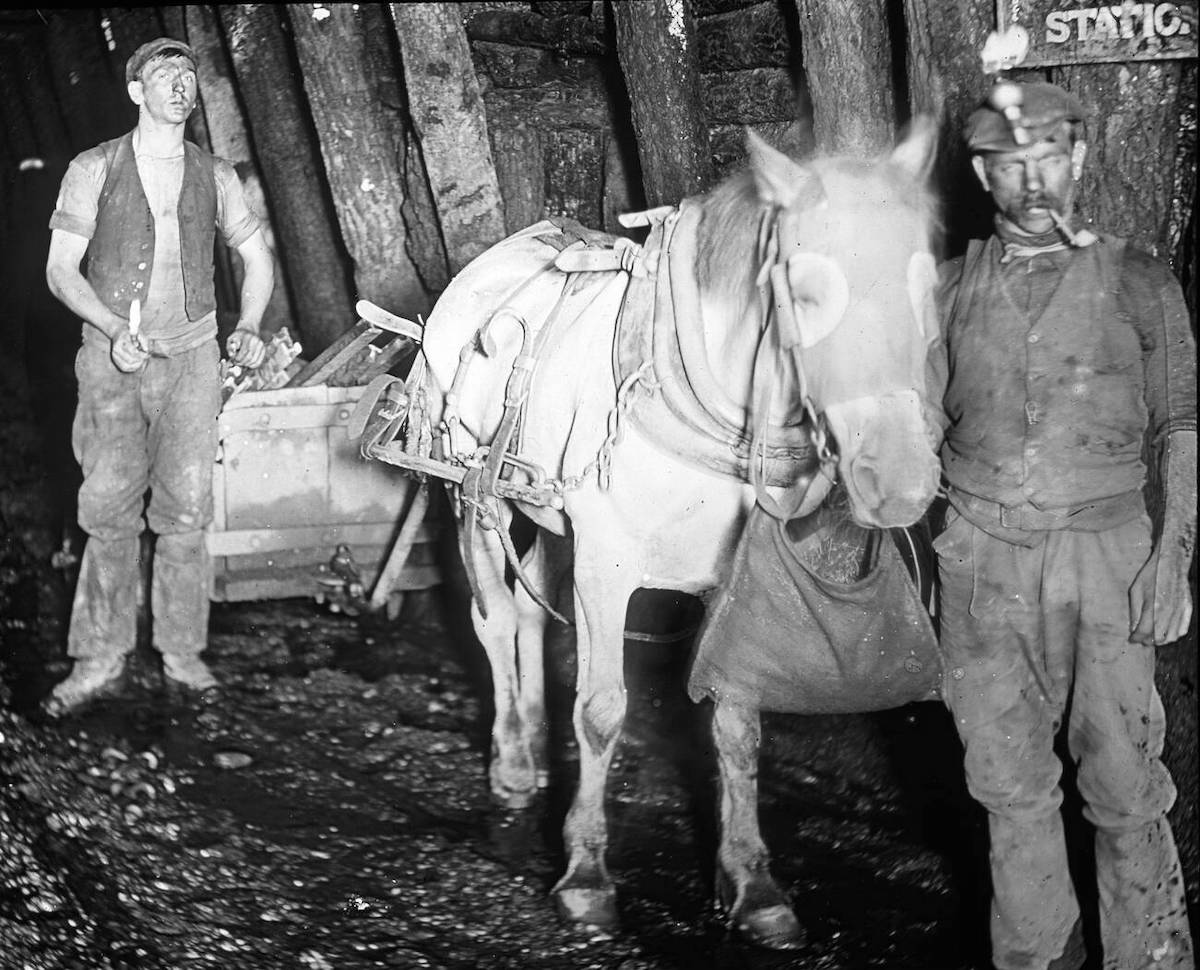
[523,207,817,487]
[610,205,817,487]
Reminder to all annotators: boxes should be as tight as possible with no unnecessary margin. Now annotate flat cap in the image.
[964,81,1084,152]
[125,37,197,84]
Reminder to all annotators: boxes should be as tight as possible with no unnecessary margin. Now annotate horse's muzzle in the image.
[824,392,942,529]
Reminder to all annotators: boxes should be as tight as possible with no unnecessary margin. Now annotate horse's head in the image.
[739,123,944,529]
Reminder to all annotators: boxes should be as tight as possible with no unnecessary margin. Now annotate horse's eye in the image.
[907,252,938,342]
[785,253,848,349]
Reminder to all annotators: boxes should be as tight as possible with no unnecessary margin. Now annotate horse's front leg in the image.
[712,700,806,950]
[468,520,540,808]
[512,529,571,789]
[551,551,638,929]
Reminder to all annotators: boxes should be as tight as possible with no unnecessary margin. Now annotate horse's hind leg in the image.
[551,553,638,929]
[468,522,540,808]
[712,700,806,950]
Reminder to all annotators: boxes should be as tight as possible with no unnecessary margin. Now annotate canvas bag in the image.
[686,500,942,714]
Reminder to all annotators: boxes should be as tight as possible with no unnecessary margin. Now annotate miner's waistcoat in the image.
[942,236,1147,524]
[87,132,217,323]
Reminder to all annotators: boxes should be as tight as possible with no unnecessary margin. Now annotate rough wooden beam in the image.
[488,121,545,234]
[287,3,432,319]
[0,42,40,162]
[44,10,128,153]
[181,4,294,338]
[902,0,996,250]
[612,0,713,208]
[710,119,813,175]
[100,6,163,72]
[701,67,797,126]
[8,40,71,164]
[464,8,607,54]
[793,0,896,157]
[696,1,791,70]
[1053,61,1193,263]
[389,2,507,273]
[542,126,605,227]
[217,4,355,353]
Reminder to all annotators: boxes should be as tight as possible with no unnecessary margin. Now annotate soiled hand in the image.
[111,329,149,373]
[226,330,266,369]
[1129,545,1194,646]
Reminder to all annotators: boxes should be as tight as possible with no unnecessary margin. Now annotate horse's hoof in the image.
[731,904,807,950]
[491,785,539,811]
[554,886,619,929]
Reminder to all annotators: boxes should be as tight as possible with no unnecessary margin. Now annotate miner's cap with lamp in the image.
[125,37,197,84]
[963,81,1086,153]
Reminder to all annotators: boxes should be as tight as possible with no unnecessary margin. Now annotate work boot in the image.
[162,654,220,701]
[42,656,126,717]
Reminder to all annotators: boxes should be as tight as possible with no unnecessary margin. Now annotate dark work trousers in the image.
[935,510,1193,970]
[68,337,218,674]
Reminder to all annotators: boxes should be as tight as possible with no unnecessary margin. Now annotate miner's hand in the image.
[227,330,266,369]
[1129,546,1194,646]
[111,328,149,373]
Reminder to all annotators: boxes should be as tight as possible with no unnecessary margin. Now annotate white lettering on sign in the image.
[1044,3,1194,43]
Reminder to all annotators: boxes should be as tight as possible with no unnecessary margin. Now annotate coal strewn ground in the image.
[0,347,1195,970]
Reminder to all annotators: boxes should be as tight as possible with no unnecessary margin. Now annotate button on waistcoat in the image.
[942,236,1148,512]
[87,132,217,322]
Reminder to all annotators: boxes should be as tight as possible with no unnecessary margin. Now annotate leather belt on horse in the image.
[613,202,818,487]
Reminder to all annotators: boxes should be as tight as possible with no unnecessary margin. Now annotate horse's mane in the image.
[695,152,939,313]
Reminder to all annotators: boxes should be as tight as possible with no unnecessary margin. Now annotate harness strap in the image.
[749,238,836,520]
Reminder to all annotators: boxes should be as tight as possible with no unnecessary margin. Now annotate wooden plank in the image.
[328,337,410,388]
[214,563,440,603]
[206,520,436,558]
[217,402,356,435]
[285,321,380,388]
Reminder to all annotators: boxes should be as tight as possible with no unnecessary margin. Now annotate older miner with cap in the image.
[932,80,1196,969]
[43,37,274,714]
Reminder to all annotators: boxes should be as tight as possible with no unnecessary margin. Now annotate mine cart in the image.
[206,305,439,615]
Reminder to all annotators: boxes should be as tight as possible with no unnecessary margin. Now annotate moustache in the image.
[1021,193,1059,210]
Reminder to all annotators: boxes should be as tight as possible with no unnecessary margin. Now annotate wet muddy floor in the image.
[1,352,1194,970]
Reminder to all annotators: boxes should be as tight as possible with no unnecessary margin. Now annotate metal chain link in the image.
[560,361,658,493]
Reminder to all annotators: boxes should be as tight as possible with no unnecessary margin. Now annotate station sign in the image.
[997,1,1197,65]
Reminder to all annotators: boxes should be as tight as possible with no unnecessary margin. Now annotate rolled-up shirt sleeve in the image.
[214,158,260,249]
[47,153,106,239]
[1123,249,1198,445]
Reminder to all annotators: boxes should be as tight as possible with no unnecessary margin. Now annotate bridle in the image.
[747,205,838,521]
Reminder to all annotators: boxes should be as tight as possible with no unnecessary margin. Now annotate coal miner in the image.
[933,81,1196,970]
[43,38,274,714]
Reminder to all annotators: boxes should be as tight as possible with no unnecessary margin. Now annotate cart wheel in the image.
[385,591,405,622]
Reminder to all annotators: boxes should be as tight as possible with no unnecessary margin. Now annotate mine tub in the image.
[207,384,439,606]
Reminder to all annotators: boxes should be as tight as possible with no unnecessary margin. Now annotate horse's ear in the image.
[889,115,938,183]
[746,128,818,208]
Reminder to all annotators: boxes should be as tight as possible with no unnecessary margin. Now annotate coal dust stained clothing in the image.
[935,230,1196,970]
[50,131,258,354]
[50,130,259,671]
